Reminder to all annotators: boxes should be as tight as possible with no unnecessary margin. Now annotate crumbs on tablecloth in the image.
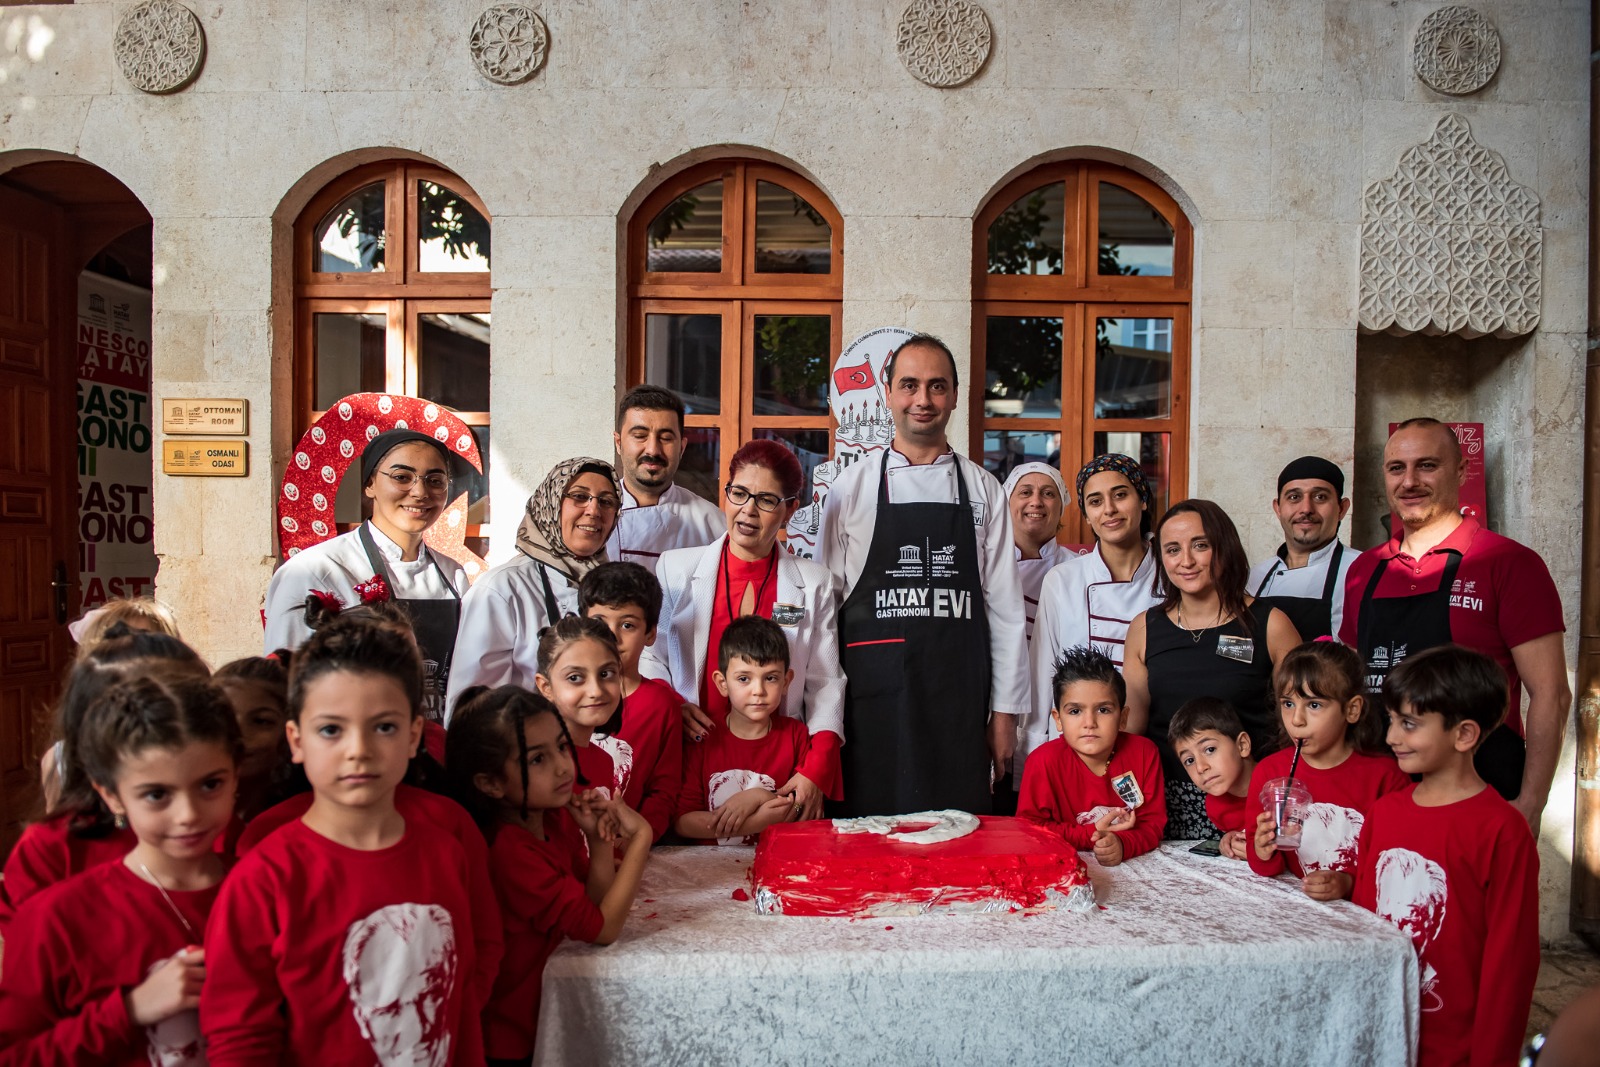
[884,925,894,931]
[644,912,658,920]
[731,888,750,901]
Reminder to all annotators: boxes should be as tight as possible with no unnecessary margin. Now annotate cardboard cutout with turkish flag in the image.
[278,393,488,581]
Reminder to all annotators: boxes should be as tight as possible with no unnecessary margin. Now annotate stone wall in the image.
[0,0,1588,939]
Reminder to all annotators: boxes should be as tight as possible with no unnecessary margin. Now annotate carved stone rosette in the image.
[1359,115,1541,340]
[469,4,549,85]
[896,0,992,88]
[1412,6,1501,96]
[113,0,205,94]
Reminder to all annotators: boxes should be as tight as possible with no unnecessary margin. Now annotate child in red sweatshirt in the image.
[202,617,492,1065]
[1018,646,1166,865]
[0,673,240,1066]
[580,562,685,841]
[1249,640,1410,899]
[1168,697,1255,859]
[447,684,653,1064]
[1353,645,1539,1067]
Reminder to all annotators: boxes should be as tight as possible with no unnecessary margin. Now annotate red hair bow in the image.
[353,575,391,604]
[309,589,344,615]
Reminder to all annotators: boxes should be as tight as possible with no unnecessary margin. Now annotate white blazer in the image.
[642,535,846,741]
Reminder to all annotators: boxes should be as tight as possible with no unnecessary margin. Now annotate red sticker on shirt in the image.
[277,393,487,581]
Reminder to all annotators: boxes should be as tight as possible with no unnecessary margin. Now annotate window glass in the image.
[646,181,724,273]
[313,313,387,410]
[418,312,490,412]
[315,183,386,273]
[418,182,491,272]
[753,315,830,416]
[1092,430,1170,515]
[754,182,831,274]
[1094,316,1172,419]
[752,428,830,500]
[984,316,1062,419]
[983,429,1062,483]
[987,181,1065,275]
[464,425,490,527]
[676,427,722,505]
[1098,183,1174,277]
[645,313,722,415]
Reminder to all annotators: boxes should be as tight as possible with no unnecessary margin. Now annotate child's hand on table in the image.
[711,788,776,837]
[1253,810,1279,862]
[1301,869,1354,902]
[1220,830,1250,860]
[1091,807,1133,867]
[746,794,799,835]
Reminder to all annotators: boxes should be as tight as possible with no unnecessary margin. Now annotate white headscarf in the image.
[1002,462,1069,507]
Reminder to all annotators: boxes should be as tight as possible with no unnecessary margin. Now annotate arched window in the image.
[293,161,492,554]
[626,160,843,502]
[973,161,1192,542]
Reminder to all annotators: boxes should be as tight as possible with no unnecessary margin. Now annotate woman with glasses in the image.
[263,429,473,720]
[642,440,846,818]
[444,456,624,718]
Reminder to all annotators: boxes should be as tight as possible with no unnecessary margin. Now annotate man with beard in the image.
[1246,456,1357,640]
[818,334,1029,815]
[606,385,723,574]
[1340,418,1569,826]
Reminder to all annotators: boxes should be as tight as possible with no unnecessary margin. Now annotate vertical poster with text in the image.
[77,272,156,608]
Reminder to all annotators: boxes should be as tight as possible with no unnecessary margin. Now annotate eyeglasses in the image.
[564,490,622,512]
[379,469,450,494]
[724,483,797,513]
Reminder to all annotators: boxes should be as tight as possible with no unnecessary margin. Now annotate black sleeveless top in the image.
[1145,602,1279,781]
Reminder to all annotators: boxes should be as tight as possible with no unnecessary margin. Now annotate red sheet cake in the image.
[750,814,1094,917]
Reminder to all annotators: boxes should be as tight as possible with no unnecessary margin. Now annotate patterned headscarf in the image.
[1074,453,1151,514]
[515,457,621,583]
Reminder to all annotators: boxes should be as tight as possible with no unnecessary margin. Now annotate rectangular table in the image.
[535,842,1418,1067]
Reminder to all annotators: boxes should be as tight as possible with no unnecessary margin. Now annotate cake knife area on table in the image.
[534,842,1419,1067]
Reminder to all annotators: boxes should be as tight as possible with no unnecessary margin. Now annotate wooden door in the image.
[0,186,75,856]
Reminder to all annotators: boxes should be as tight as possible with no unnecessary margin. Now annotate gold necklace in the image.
[1177,604,1228,643]
[138,861,200,943]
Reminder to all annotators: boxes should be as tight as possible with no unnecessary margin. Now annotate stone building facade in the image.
[0,0,1588,939]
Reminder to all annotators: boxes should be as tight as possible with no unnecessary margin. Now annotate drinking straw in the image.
[1286,737,1305,787]
[1277,738,1306,838]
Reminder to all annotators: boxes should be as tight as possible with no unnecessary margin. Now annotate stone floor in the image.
[1528,946,1600,1039]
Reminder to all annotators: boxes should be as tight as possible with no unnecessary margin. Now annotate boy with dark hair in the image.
[578,561,682,842]
[674,616,811,845]
[1168,697,1254,859]
[609,385,722,573]
[1017,646,1166,866]
[1353,644,1539,1067]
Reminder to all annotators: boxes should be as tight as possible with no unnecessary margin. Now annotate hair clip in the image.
[308,589,345,615]
[1314,634,1337,643]
[352,576,391,604]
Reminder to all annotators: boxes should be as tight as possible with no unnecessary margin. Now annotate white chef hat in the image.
[1002,462,1069,507]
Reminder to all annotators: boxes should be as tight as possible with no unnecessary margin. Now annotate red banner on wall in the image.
[1387,421,1487,527]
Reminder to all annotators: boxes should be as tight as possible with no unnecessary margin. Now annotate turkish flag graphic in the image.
[833,361,875,394]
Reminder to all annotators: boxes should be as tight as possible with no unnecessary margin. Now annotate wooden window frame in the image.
[972,161,1192,544]
[627,161,842,495]
[293,161,491,542]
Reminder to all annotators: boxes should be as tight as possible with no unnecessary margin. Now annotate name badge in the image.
[771,604,805,627]
[1111,771,1145,809]
[1216,635,1254,663]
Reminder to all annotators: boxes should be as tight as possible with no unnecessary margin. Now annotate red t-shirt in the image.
[0,861,218,1066]
[201,817,485,1066]
[700,550,781,723]
[1015,734,1167,859]
[232,784,503,1010]
[1246,748,1411,879]
[1339,518,1564,733]
[1352,785,1539,1067]
[0,814,135,938]
[597,678,684,841]
[678,715,810,845]
[1204,790,1249,836]
[573,739,619,798]
[482,814,604,1060]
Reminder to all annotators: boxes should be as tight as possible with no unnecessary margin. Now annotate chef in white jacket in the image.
[817,334,1030,815]
[445,456,621,718]
[1022,453,1164,771]
[264,429,474,721]
[643,439,846,819]
[605,384,723,573]
[1002,462,1070,642]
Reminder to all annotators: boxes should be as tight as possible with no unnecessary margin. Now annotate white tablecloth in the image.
[535,842,1418,1067]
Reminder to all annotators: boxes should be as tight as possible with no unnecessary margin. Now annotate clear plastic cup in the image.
[1259,778,1312,851]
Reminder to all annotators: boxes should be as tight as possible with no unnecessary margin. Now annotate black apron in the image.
[1252,542,1344,640]
[1354,550,1523,798]
[359,524,461,724]
[836,454,992,816]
